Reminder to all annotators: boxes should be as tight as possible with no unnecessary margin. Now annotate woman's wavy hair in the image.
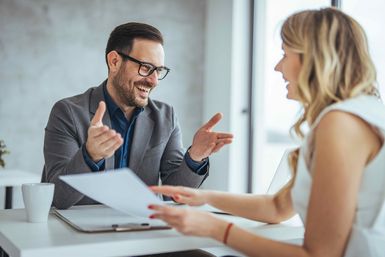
[281,8,377,175]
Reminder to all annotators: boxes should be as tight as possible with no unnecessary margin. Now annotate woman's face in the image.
[275,44,302,100]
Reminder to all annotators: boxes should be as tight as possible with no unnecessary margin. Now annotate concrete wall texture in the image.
[0,0,208,207]
[0,0,206,175]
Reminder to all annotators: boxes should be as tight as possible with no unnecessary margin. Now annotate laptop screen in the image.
[266,149,294,194]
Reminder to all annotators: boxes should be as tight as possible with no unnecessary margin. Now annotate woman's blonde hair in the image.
[281,8,377,175]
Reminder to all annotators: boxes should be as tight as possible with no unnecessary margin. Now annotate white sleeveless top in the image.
[291,95,385,257]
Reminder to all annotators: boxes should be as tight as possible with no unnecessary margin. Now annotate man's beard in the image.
[112,66,153,108]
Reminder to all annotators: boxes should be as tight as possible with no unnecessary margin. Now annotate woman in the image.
[148,8,385,257]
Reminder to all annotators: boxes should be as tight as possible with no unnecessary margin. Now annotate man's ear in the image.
[106,51,121,73]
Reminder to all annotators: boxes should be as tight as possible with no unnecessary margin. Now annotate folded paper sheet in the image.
[60,168,163,217]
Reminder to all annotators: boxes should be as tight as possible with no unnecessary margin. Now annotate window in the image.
[342,0,385,98]
[252,0,331,193]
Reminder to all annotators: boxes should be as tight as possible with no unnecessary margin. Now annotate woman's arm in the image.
[151,176,295,223]
[204,184,295,223]
[297,111,381,257]
[150,111,382,257]
[223,111,382,257]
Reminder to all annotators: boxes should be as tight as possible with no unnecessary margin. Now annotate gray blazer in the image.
[42,81,208,209]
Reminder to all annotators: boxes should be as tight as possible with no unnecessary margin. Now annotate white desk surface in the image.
[0,206,304,257]
[0,170,40,187]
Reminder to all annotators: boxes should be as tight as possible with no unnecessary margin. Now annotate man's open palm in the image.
[188,113,233,161]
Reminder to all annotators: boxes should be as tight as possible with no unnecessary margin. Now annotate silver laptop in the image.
[266,148,295,194]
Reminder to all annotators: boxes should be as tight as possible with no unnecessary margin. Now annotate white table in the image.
[0,170,41,209]
[0,206,304,257]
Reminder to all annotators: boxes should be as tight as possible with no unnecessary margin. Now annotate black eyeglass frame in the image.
[116,51,170,80]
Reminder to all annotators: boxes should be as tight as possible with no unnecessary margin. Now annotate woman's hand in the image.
[148,204,228,240]
[150,185,208,206]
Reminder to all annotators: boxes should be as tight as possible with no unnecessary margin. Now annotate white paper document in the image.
[59,168,164,217]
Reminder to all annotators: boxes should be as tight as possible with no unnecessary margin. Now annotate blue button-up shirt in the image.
[103,85,143,168]
[83,84,208,174]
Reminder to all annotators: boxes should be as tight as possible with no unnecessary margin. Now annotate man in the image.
[42,22,233,210]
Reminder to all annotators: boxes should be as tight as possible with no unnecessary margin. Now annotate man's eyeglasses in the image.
[116,51,170,80]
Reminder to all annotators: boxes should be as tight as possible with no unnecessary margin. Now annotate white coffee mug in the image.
[22,183,55,223]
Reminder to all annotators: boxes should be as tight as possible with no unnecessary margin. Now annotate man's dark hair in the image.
[105,22,164,69]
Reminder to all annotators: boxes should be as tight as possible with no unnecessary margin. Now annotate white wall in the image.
[202,0,250,192]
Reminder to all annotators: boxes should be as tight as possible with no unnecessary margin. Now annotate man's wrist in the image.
[187,147,204,162]
[85,143,101,162]
[82,145,105,171]
[184,147,209,174]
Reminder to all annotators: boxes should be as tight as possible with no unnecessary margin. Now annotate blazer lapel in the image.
[89,80,114,170]
[129,108,154,174]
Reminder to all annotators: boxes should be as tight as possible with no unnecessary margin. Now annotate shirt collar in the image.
[103,83,144,118]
